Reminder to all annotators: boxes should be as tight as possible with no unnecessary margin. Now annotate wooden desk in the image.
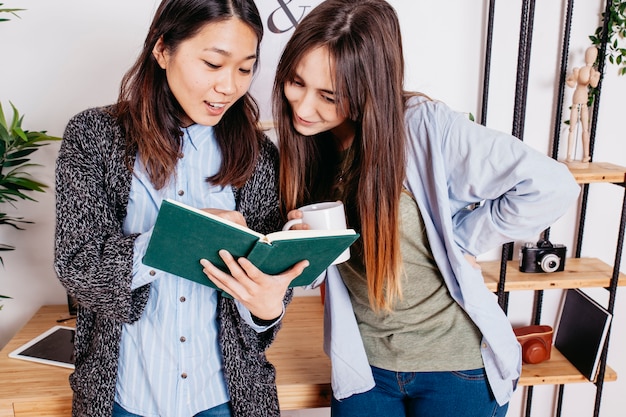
[0,296,331,417]
[0,305,74,417]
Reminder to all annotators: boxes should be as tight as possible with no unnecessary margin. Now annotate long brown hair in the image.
[113,0,264,189]
[273,0,407,311]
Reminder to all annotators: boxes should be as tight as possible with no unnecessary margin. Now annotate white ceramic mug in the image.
[282,201,351,264]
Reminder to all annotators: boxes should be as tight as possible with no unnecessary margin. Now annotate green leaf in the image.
[0,242,16,251]
[3,175,47,191]
[3,158,33,167]
[6,148,37,160]
[0,220,30,230]
[0,102,6,130]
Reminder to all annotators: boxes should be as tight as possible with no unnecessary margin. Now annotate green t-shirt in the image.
[337,190,484,371]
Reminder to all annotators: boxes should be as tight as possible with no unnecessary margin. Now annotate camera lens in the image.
[540,254,561,273]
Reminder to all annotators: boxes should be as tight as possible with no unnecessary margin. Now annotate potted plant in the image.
[0,103,61,306]
[0,102,61,259]
[1,4,61,308]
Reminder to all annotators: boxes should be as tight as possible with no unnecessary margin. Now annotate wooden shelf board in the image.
[567,161,626,184]
[519,347,617,386]
[481,257,626,292]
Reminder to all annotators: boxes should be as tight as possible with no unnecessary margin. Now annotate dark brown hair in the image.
[273,0,407,311]
[113,0,264,189]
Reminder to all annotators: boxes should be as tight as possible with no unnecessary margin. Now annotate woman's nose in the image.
[215,71,236,95]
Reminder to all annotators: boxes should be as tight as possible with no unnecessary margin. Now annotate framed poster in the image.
[252,0,324,123]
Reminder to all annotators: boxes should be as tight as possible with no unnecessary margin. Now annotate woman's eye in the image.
[204,61,220,69]
[322,95,336,104]
[239,68,252,75]
[290,79,304,87]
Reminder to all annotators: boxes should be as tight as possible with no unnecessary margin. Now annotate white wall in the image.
[1,1,625,416]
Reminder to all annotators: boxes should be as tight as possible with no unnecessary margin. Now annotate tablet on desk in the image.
[8,325,75,369]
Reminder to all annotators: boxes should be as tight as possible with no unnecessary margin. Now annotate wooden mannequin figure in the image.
[565,46,601,168]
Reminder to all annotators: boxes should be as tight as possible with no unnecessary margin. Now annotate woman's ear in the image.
[152,37,168,69]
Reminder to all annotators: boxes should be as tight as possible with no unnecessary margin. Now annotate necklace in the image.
[336,145,354,183]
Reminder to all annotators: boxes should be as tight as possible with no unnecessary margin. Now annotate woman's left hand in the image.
[200,250,309,320]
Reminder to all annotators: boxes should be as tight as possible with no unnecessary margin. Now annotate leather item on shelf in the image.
[514,325,553,364]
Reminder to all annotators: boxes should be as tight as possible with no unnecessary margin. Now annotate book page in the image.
[166,198,264,238]
[265,228,357,243]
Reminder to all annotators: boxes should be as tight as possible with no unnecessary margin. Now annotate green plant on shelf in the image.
[564,0,625,128]
[587,0,626,108]
[590,0,626,76]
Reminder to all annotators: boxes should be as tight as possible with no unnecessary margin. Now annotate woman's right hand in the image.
[200,250,309,320]
[284,209,308,230]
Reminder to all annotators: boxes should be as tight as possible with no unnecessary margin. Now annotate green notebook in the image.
[143,199,359,297]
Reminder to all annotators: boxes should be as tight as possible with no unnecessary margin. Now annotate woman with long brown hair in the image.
[274,0,580,415]
[55,1,307,416]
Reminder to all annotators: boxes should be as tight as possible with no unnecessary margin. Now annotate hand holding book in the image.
[200,249,309,320]
[143,199,359,298]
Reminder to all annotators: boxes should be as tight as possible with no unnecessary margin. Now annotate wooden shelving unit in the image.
[489,162,626,414]
[479,0,625,413]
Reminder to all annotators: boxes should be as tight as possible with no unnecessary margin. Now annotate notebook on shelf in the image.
[554,288,612,382]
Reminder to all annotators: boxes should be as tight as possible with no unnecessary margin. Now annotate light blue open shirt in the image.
[322,96,580,405]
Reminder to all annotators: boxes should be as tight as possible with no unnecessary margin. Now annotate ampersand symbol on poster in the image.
[268,0,311,33]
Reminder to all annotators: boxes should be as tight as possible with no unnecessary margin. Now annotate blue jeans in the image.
[331,366,508,417]
[112,401,232,417]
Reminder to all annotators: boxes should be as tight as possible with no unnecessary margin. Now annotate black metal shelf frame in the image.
[479,1,624,416]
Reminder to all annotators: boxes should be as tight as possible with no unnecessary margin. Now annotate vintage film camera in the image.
[519,239,567,273]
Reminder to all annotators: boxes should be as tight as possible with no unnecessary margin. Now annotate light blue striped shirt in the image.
[115,124,266,417]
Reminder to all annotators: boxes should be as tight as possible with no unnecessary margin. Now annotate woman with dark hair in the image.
[274,0,580,416]
[55,1,307,416]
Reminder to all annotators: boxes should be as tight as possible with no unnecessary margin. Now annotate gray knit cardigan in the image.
[54,106,289,417]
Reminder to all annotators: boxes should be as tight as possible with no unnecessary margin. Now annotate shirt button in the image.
[482,342,488,349]
[149,270,156,276]
[178,190,185,196]
[180,336,186,343]
[180,296,186,302]
[181,373,188,379]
